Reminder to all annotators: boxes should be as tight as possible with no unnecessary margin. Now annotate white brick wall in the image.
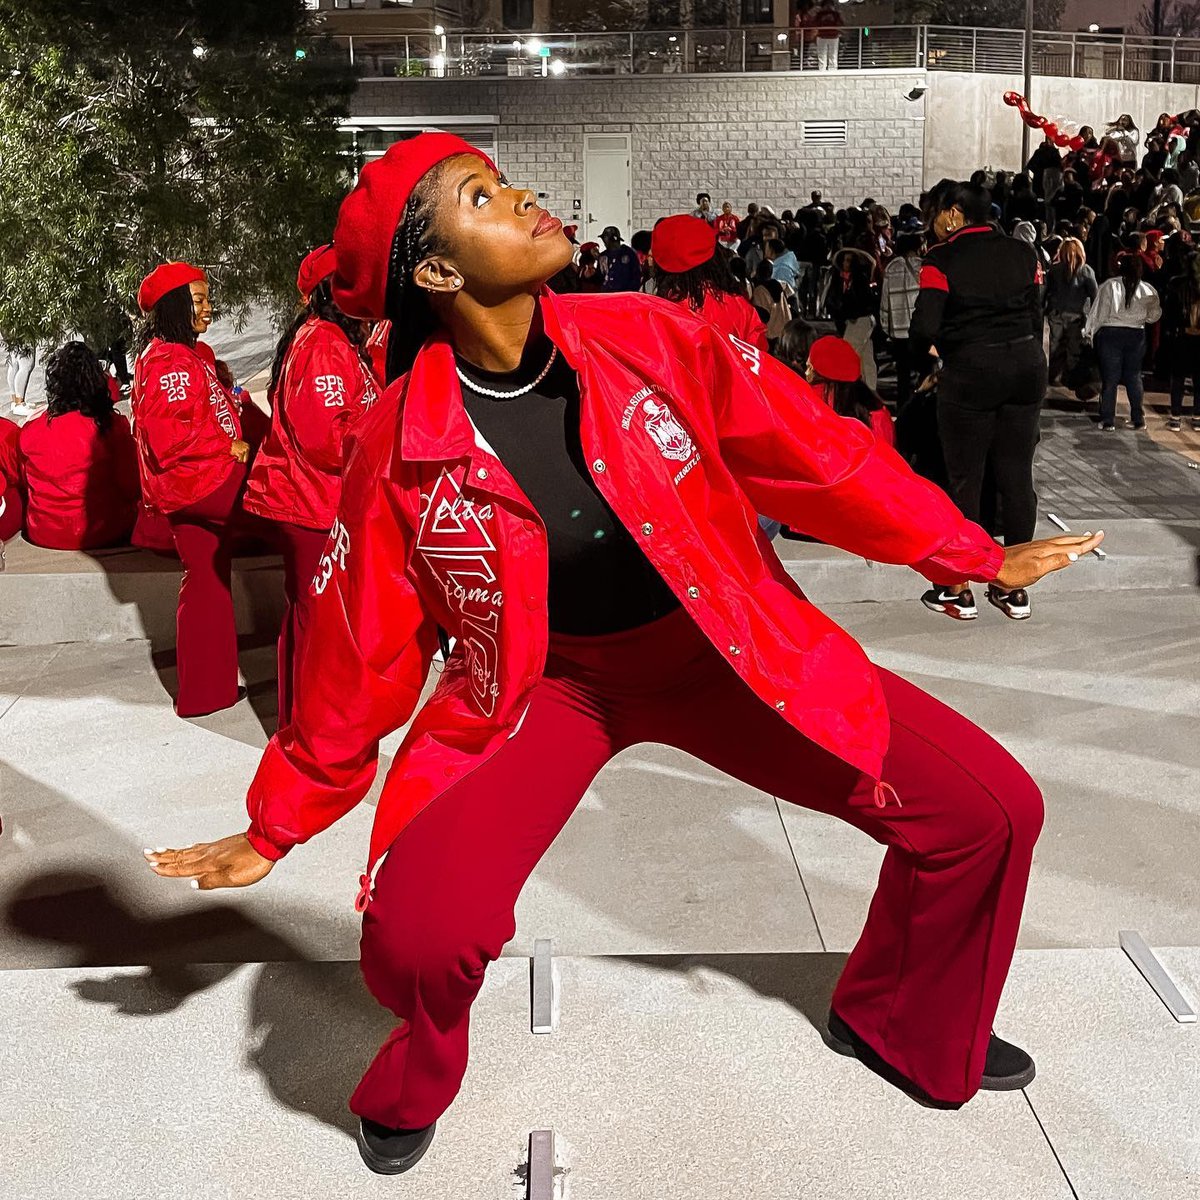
[351,71,928,227]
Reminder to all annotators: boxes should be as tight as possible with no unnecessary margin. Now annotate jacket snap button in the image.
[729,645,741,656]
[776,700,786,710]
[687,586,699,599]
[641,522,653,536]
[593,459,606,473]
[477,468,488,480]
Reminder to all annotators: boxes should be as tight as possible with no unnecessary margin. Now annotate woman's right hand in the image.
[230,439,250,464]
[144,834,275,890]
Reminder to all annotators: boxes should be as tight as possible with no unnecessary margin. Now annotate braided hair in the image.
[382,170,452,384]
[136,284,198,353]
[266,278,373,406]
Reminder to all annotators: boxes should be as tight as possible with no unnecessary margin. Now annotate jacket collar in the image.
[393,290,586,472]
[947,224,995,243]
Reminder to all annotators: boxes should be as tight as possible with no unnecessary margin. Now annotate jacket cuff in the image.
[914,523,1005,585]
[246,826,291,861]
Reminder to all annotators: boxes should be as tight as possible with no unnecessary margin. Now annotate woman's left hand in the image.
[230,439,250,464]
[994,531,1105,590]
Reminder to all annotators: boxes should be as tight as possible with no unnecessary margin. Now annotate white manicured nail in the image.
[190,880,200,889]
[1068,552,1079,561]
[155,847,167,853]
[143,848,154,856]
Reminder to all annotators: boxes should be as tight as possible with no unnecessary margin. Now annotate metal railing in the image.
[310,24,1200,83]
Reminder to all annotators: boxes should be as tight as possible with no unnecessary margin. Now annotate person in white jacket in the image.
[1083,252,1162,431]
[1103,114,1141,165]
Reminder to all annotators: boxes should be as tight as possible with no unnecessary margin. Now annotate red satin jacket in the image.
[243,317,380,530]
[244,292,1003,908]
[132,339,242,513]
[19,410,140,549]
[697,289,769,353]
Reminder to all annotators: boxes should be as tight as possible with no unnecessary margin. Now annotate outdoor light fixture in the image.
[1088,23,1099,32]
[776,32,787,41]
[549,58,566,76]
[192,45,206,58]
[668,35,678,42]
[512,39,522,50]
[434,24,444,35]
[526,37,543,55]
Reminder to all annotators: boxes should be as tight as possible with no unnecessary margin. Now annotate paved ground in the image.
[2,588,1197,1198]
[4,307,1200,1197]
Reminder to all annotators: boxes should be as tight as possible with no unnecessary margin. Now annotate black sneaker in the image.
[920,586,977,620]
[987,585,1031,620]
[1100,423,1116,432]
[824,1010,1035,1105]
[356,1118,437,1175]
[1127,418,1146,431]
[1192,417,1200,432]
[1168,416,1183,432]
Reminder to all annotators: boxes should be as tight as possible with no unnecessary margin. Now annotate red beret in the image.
[331,132,497,320]
[651,214,717,274]
[297,243,337,298]
[808,335,862,384]
[137,261,206,313]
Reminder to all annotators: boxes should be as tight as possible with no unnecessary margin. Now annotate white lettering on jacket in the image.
[312,517,350,595]
[159,371,190,403]
[728,333,762,376]
[315,373,347,407]
[417,469,503,718]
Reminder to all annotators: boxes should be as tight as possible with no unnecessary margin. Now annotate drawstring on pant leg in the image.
[874,780,903,809]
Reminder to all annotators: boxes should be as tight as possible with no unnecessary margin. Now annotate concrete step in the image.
[2,517,1196,646]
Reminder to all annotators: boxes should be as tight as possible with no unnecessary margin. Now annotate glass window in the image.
[741,0,773,23]
[503,0,534,29]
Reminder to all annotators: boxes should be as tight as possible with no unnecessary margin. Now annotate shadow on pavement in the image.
[5,869,388,1138]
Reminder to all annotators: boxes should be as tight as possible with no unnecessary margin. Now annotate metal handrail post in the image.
[1170,38,1177,83]
[629,31,634,76]
[405,35,410,72]
[348,35,354,68]
[741,28,746,73]
[971,26,977,71]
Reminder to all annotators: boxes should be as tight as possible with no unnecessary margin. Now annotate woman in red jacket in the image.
[148,136,1103,1175]
[19,342,140,549]
[651,213,768,351]
[805,334,895,447]
[243,244,380,725]
[0,414,20,544]
[132,262,249,717]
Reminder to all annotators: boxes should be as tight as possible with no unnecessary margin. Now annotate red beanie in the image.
[651,214,717,274]
[137,261,206,313]
[297,243,337,298]
[331,132,497,320]
[808,335,862,383]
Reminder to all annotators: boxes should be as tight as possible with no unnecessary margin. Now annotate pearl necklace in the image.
[456,346,558,399]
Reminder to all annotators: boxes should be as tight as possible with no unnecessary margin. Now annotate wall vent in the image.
[802,120,848,145]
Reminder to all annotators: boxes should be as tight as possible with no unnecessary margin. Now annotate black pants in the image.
[1168,335,1200,417]
[937,340,1046,547]
[890,337,935,412]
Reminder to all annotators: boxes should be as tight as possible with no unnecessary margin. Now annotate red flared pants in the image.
[351,606,1043,1128]
[167,466,245,717]
[272,521,328,727]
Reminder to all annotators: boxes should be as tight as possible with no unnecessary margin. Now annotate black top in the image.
[457,335,680,636]
[910,225,1043,361]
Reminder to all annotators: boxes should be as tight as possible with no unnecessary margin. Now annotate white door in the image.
[583,134,632,244]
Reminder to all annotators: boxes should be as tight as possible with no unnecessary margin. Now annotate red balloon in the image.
[1068,135,1085,151]
[1021,110,1046,129]
[1003,90,1024,107]
[1053,130,1072,147]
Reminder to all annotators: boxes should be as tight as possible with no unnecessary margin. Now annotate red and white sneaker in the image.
[920,586,978,620]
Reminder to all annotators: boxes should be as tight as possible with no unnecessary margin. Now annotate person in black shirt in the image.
[911,180,1047,623]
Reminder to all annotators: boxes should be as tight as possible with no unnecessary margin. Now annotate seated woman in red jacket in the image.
[132,261,250,718]
[18,342,140,549]
[147,135,1103,1177]
[0,415,20,544]
[243,243,381,726]
[650,213,768,351]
